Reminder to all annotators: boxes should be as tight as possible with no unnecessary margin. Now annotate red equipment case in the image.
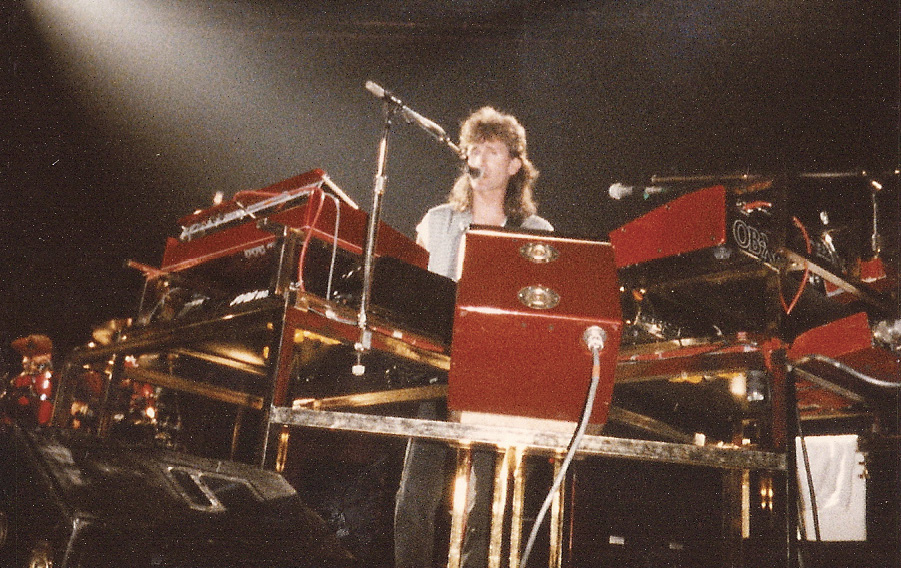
[448,228,622,426]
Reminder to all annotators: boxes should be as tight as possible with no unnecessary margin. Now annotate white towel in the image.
[796,434,867,541]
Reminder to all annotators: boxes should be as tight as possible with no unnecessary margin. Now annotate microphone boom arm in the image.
[365,81,465,161]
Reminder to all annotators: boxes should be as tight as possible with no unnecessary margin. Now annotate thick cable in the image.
[519,345,602,568]
[780,216,811,314]
[295,189,328,292]
[792,353,901,389]
[323,192,342,301]
[795,403,821,542]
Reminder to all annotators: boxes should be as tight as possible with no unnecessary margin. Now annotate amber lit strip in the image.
[549,455,565,568]
[508,448,526,568]
[275,426,290,472]
[380,334,451,370]
[742,469,751,539]
[123,366,264,410]
[170,347,268,376]
[293,328,342,346]
[293,384,448,410]
[488,449,514,568]
[447,447,472,568]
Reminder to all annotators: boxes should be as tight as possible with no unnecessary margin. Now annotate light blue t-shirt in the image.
[415,203,553,280]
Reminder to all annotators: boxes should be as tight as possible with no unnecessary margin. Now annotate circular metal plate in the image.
[519,242,559,263]
[518,285,560,310]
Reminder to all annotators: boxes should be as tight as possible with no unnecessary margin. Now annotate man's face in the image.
[466,139,522,195]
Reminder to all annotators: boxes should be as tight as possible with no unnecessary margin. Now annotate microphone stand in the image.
[355,83,467,374]
[354,101,399,374]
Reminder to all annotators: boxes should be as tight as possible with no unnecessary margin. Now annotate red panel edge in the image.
[609,185,727,268]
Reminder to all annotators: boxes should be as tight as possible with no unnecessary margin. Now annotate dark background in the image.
[3,0,898,370]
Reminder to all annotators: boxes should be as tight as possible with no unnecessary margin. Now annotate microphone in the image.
[608,182,668,200]
[607,182,633,200]
[365,81,447,141]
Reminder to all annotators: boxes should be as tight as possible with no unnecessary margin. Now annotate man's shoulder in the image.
[423,203,457,218]
[522,214,554,232]
[421,203,469,227]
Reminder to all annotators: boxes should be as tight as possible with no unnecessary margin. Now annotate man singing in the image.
[395,106,552,568]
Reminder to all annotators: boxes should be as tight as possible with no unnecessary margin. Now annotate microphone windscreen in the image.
[365,81,384,98]
[608,182,633,200]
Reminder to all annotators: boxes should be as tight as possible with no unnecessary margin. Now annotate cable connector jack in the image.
[582,325,607,353]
